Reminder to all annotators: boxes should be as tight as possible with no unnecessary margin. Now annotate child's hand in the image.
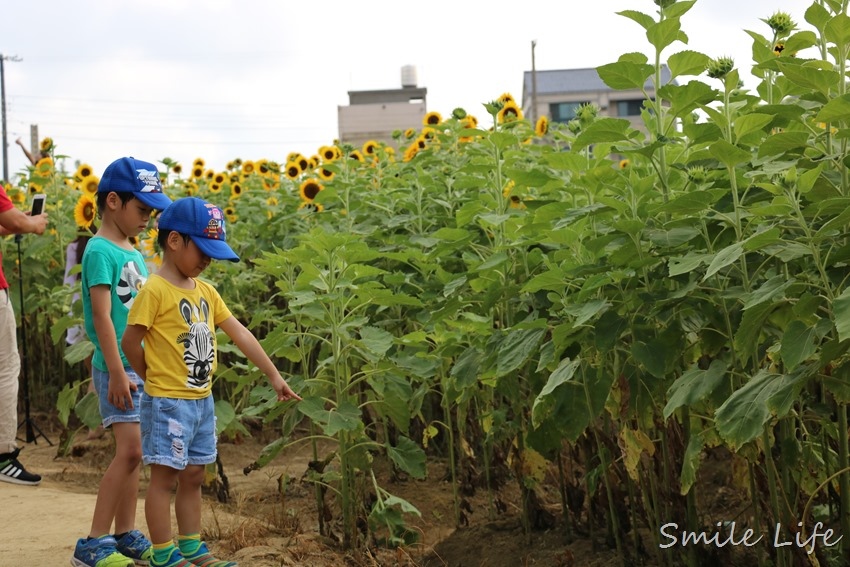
[270,375,302,402]
[107,370,137,411]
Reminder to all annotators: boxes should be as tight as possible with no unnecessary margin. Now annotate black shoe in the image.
[0,447,41,485]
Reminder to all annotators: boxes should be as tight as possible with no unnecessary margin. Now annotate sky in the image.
[0,0,808,181]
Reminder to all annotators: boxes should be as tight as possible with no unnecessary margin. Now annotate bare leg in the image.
[146,463,180,545]
[175,465,205,538]
[88,421,142,537]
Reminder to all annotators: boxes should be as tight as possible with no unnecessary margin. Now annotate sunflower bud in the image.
[576,103,598,124]
[687,166,707,184]
[567,119,582,134]
[783,167,797,187]
[764,11,795,36]
[654,0,676,7]
[452,107,467,119]
[706,56,735,79]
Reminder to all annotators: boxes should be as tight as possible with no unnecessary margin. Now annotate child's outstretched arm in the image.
[218,316,302,402]
[122,323,148,381]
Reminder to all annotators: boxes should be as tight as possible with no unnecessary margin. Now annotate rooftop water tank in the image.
[401,65,417,88]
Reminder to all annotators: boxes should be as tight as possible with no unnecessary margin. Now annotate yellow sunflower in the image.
[230,182,243,200]
[309,156,320,170]
[403,144,419,162]
[266,196,279,220]
[28,182,43,195]
[509,195,526,209]
[463,115,479,129]
[40,137,53,152]
[79,174,99,196]
[191,165,204,179]
[423,111,442,126]
[503,180,515,197]
[286,152,302,164]
[257,159,270,175]
[535,116,549,137]
[285,161,302,180]
[498,93,515,105]
[213,172,226,185]
[319,146,339,162]
[35,156,54,173]
[74,163,94,182]
[172,163,182,175]
[619,159,630,169]
[319,167,335,181]
[204,169,215,181]
[224,206,237,223]
[349,150,365,163]
[404,128,416,139]
[74,194,97,229]
[242,160,256,175]
[209,182,222,194]
[497,101,523,123]
[193,157,205,169]
[299,178,324,201]
[298,201,324,213]
[362,140,380,155]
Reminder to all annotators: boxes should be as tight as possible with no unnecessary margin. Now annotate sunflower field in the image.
[6,1,850,565]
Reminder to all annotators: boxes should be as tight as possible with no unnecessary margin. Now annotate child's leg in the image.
[146,463,179,545]
[175,465,205,537]
[112,421,143,534]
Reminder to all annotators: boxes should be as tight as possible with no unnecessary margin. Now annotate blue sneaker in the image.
[115,530,153,565]
[70,535,134,567]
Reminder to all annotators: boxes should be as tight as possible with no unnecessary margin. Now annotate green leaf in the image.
[496,327,546,378]
[741,275,795,310]
[780,320,818,371]
[715,370,782,450]
[75,391,103,431]
[663,359,728,419]
[703,242,743,280]
[659,81,717,118]
[386,436,426,479]
[358,326,394,360]
[214,399,236,435]
[298,398,362,436]
[734,113,772,143]
[680,430,705,494]
[616,10,654,31]
[491,131,518,150]
[825,13,850,49]
[776,61,839,97]
[805,2,831,29]
[734,302,777,366]
[596,60,655,91]
[709,140,752,168]
[531,357,580,428]
[668,252,710,276]
[646,17,683,52]
[816,94,850,123]
[758,131,811,158]
[573,118,634,151]
[667,50,709,78]
[833,286,850,343]
[521,266,566,293]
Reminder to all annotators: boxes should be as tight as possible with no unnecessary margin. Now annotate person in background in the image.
[15,137,48,166]
[122,197,301,567]
[64,226,104,440]
[0,183,49,485]
[71,157,172,567]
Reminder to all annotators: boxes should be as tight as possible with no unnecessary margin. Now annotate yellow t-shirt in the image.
[127,274,232,399]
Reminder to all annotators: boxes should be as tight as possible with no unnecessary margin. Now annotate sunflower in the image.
[224,206,237,223]
[11,190,25,204]
[79,174,99,196]
[266,196,279,219]
[285,161,302,180]
[40,137,53,152]
[184,181,198,196]
[193,157,205,169]
[286,152,302,164]
[74,163,94,182]
[191,165,204,179]
[299,178,324,201]
[509,195,525,209]
[230,182,243,200]
[503,180,515,197]
[28,182,43,195]
[257,159,270,175]
[309,156,320,170]
[318,167,335,181]
[213,172,226,185]
[403,144,419,162]
[204,169,215,181]
[35,156,54,173]
[209,182,222,194]
[535,116,549,137]
[423,111,442,126]
[297,156,309,172]
[497,93,515,105]
[619,159,630,169]
[319,146,339,162]
[497,101,523,123]
[298,201,324,213]
[349,150,365,162]
[74,194,97,229]
[172,163,182,175]
[463,115,478,129]
[403,128,416,139]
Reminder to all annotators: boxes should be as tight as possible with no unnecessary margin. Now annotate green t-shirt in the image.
[82,236,148,372]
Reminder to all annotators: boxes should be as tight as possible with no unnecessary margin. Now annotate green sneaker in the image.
[71,535,134,567]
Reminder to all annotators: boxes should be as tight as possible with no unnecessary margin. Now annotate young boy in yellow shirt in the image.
[122,197,301,567]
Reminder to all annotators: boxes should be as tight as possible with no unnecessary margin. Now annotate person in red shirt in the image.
[0,183,49,485]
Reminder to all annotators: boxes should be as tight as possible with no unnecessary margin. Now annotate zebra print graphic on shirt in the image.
[176,298,215,389]
[117,261,145,309]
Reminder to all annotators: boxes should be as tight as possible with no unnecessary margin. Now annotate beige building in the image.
[521,66,673,131]
[338,66,427,149]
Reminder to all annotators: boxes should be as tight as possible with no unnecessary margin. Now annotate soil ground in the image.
[0,417,628,566]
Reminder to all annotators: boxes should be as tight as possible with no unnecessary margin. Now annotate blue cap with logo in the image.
[99,156,172,210]
[157,197,239,262]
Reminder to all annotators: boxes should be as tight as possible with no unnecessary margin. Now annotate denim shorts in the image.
[140,392,217,470]
[92,367,144,428]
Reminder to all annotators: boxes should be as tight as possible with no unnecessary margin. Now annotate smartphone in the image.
[30,194,45,216]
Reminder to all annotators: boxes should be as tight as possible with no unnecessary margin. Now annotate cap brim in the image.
[135,192,173,210]
[191,235,240,262]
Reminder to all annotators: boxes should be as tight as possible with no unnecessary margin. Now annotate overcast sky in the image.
[1,0,805,180]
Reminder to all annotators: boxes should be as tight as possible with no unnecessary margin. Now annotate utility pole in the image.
[1,53,22,183]
[531,41,538,126]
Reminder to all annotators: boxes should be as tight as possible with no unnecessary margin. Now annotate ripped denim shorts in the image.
[140,392,217,470]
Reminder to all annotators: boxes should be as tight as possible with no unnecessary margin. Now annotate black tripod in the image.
[14,234,51,445]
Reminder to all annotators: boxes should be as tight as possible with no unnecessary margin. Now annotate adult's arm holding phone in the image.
[0,203,48,236]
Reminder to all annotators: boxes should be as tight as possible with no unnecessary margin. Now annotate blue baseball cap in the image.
[157,197,239,262]
[99,156,172,210]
